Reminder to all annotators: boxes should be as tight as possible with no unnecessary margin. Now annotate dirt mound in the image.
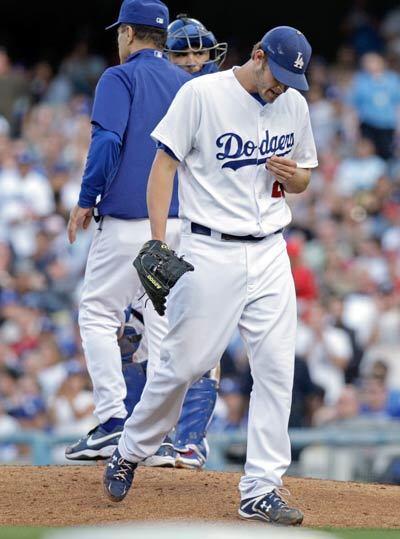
[0,465,399,528]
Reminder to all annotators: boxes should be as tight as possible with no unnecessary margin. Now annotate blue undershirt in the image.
[250,92,266,106]
[157,141,179,161]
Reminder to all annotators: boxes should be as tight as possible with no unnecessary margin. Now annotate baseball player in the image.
[64,0,190,461]
[165,13,227,76]
[104,26,318,526]
[119,13,228,470]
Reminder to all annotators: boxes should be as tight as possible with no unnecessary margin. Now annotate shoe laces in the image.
[114,457,135,481]
[74,425,98,444]
[268,487,291,508]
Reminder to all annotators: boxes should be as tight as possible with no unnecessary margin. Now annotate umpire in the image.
[66,0,190,460]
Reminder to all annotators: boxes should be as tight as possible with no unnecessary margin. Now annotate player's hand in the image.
[266,155,297,183]
[67,204,93,244]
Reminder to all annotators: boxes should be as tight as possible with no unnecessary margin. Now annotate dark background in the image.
[2,0,400,68]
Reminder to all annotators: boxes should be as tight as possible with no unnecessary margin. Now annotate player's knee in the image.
[160,348,206,385]
[173,364,205,387]
[78,306,120,337]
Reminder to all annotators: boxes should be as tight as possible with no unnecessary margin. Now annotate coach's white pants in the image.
[119,228,297,500]
[79,217,181,424]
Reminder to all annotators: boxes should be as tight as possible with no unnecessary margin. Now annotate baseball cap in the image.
[106,0,169,31]
[16,151,36,166]
[260,26,312,91]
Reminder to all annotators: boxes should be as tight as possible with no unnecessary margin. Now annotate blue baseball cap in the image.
[260,26,312,91]
[106,0,169,31]
[16,151,36,166]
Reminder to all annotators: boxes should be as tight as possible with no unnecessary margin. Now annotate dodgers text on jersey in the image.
[216,129,295,170]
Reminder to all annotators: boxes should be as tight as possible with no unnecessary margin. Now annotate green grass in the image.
[0,529,46,539]
[326,530,400,538]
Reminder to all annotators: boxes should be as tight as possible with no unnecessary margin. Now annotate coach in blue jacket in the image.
[66,0,190,461]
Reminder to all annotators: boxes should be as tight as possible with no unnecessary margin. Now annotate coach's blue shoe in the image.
[65,423,123,461]
[103,448,137,502]
[238,489,304,526]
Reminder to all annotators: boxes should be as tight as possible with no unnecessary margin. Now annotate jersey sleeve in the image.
[91,67,131,139]
[151,81,201,162]
[292,98,318,169]
[78,125,122,208]
[156,141,179,161]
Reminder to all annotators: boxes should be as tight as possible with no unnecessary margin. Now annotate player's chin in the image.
[183,65,201,74]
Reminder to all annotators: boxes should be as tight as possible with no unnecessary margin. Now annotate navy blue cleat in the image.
[141,436,176,468]
[103,448,137,502]
[238,489,304,526]
[65,423,123,461]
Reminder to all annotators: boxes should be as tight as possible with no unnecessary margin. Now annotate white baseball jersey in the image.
[152,68,318,236]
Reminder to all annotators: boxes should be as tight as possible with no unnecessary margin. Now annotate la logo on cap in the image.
[293,52,304,69]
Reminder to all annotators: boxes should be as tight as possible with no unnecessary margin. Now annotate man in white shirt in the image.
[104,25,318,526]
[296,303,353,405]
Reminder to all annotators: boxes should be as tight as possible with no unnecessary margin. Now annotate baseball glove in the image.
[133,240,194,316]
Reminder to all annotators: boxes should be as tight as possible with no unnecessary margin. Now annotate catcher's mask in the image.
[165,14,227,69]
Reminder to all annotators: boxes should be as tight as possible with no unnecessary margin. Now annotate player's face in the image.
[254,53,288,103]
[169,49,210,73]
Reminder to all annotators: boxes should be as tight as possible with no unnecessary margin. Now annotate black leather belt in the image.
[190,222,283,242]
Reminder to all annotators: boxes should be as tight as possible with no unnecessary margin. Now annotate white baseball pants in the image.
[79,216,181,424]
[119,227,297,500]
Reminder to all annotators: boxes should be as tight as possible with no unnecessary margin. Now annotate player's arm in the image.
[268,98,317,194]
[266,155,310,193]
[67,68,130,244]
[67,125,122,243]
[147,149,179,241]
[147,82,200,241]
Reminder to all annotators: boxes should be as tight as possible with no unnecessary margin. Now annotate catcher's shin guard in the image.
[122,360,147,417]
[118,325,147,417]
[174,376,218,468]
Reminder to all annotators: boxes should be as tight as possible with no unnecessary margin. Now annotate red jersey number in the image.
[271,180,285,198]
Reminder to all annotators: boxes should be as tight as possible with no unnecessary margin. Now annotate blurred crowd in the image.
[1,3,400,466]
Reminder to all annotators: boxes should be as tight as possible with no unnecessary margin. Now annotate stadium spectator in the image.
[333,137,387,197]
[326,294,364,383]
[286,236,319,313]
[340,1,384,57]
[296,302,353,405]
[381,6,400,70]
[290,356,324,428]
[59,41,106,97]
[0,48,29,134]
[49,365,95,436]
[312,384,360,427]
[347,52,400,159]
[307,83,339,154]
[359,374,400,419]
[7,374,47,430]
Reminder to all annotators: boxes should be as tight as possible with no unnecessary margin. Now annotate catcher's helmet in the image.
[165,14,227,69]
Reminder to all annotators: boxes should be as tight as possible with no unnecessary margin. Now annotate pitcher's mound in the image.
[0,465,399,528]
